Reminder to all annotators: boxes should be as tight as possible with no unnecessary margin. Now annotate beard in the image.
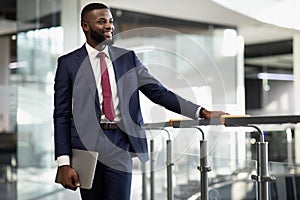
[90,28,114,46]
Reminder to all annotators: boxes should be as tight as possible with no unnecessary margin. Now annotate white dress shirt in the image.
[85,43,121,122]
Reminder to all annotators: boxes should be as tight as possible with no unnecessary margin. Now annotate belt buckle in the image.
[102,123,107,129]
[107,123,113,129]
[101,122,117,130]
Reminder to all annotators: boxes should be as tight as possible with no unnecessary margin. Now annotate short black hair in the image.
[81,3,110,22]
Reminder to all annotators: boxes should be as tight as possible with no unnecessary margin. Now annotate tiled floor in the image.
[0,166,81,200]
[0,182,81,200]
[0,163,259,200]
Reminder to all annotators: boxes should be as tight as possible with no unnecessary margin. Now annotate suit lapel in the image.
[75,45,101,112]
[108,46,127,120]
[108,46,121,82]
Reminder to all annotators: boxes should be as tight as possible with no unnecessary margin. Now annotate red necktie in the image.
[98,52,116,121]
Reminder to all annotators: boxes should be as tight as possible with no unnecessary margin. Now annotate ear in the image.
[81,22,89,32]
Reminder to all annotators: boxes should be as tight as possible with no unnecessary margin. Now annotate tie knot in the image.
[98,52,106,59]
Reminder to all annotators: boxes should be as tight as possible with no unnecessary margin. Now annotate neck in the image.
[87,40,106,51]
[95,45,106,52]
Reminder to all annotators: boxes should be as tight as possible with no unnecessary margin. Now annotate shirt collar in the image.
[85,42,109,58]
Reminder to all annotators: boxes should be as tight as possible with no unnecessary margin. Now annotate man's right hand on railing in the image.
[201,109,229,119]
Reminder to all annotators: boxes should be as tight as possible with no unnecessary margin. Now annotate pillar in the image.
[0,36,10,132]
[293,34,300,164]
[0,36,10,85]
[61,0,82,54]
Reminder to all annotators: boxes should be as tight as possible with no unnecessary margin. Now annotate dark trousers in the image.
[80,161,132,199]
[80,129,133,200]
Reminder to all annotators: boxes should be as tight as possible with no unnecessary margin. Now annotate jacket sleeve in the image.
[53,56,73,159]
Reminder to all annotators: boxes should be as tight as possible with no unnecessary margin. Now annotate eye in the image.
[97,19,106,25]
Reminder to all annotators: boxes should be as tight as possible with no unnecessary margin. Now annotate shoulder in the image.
[58,45,86,61]
[109,45,132,53]
[108,45,135,58]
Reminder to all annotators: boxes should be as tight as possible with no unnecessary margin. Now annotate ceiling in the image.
[0,0,296,76]
[0,0,15,20]
[104,0,297,77]
[0,0,16,35]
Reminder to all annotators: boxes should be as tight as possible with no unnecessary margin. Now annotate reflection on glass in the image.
[15,27,63,199]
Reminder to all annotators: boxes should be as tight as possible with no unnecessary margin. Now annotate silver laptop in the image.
[55,148,99,189]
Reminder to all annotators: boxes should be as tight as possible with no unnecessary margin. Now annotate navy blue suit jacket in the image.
[54,45,199,163]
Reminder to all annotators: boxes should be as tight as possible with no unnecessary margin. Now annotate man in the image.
[54,2,227,199]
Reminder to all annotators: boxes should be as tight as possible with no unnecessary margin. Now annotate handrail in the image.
[170,115,300,128]
[145,115,300,128]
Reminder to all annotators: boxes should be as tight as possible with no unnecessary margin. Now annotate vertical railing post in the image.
[150,140,155,200]
[142,163,147,200]
[194,127,211,200]
[166,139,174,200]
[256,142,269,200]
[199,140,211,200]
[249,125,276,200]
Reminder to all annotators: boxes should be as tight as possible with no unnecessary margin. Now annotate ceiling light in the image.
[257,72,294,81]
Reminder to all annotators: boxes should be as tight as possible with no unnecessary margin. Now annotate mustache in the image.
[103,27,113,32]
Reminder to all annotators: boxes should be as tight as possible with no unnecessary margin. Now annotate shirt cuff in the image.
[56,155,70,167]
[196,106,202,118]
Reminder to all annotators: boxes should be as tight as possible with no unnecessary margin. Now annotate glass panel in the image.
[113,10,238,105]
[0,86,17,133]
[269,162,300,200]
[15,26,63,199]
[114,27,236,123]
[108,11,239,198]
[131,127,258,200]
[0,85,17,187]
[16,0,62,199]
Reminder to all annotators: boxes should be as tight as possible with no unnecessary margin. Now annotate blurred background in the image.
[0,0,300,199]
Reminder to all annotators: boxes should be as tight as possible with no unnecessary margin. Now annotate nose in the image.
[104,22,113,30]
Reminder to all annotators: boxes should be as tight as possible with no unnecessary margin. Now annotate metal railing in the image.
[144,115,300,200]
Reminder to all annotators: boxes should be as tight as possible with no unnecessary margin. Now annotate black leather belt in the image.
[100,123,119,130]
